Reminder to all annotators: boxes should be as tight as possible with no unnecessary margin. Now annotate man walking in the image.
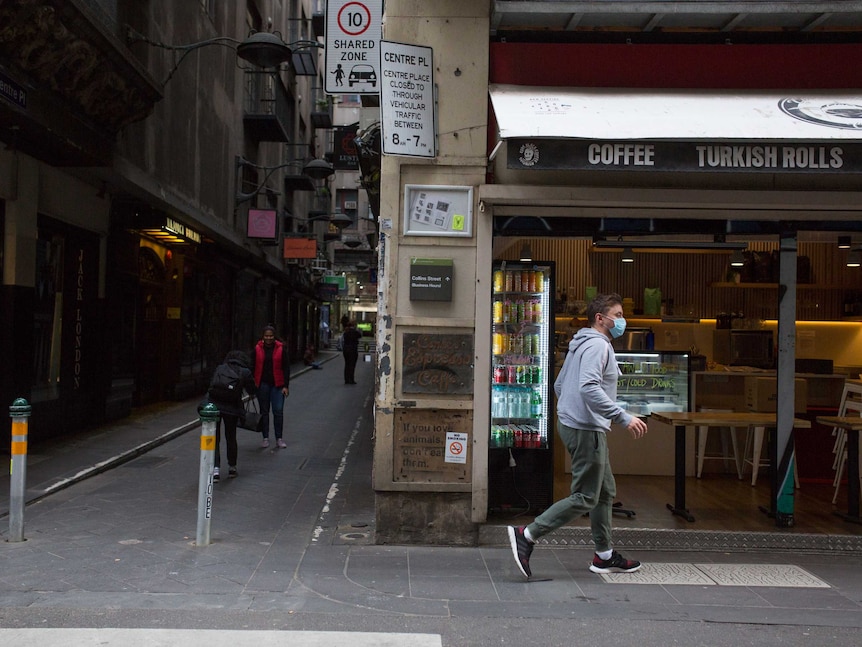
[508,293,648,578]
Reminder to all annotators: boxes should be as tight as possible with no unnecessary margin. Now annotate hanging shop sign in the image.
[283,237,317,260]
[247,209,278,239]
[506,139,862,173]
[333,125,359,170]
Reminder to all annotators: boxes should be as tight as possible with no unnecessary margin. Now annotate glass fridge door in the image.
[490,262,553,449]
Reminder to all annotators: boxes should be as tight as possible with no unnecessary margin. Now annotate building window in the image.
[33,227,65,402]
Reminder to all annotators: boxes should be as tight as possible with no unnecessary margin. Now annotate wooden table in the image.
[816,416,862,525]
[650,411,811,523]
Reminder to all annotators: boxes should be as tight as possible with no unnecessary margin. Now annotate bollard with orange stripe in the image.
[196,402,219,547]
[9,398,32,543]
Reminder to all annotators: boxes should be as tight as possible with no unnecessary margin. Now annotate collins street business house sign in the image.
[508,139,862,173]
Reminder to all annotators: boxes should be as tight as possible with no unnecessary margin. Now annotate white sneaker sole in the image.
[589,562,641,574]
[507,526,531,579]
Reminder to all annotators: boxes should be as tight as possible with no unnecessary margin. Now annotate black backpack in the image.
[208,363,244,404]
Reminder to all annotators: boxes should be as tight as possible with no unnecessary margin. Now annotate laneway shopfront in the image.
[371,3,862,548]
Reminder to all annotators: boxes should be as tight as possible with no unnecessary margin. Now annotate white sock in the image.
[597,549,613,561]
[524,527,535,543]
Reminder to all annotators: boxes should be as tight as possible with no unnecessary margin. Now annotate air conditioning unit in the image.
[344,200,357,210]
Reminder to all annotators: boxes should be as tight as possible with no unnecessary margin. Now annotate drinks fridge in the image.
[488,261,555,513]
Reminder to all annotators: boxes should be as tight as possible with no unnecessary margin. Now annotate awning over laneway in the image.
[489,85,862,141]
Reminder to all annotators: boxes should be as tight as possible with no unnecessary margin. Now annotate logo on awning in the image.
[779,98,862,131]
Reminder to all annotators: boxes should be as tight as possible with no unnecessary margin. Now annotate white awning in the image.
[489,84,862,141]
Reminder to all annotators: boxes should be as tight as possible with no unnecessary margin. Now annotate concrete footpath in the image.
[2,352,862,646]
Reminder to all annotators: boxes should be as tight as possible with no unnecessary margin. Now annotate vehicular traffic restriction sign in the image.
[325,0,382,95]
[380,40,435,158]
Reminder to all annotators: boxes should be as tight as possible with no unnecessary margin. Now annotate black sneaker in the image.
[228,467,238,478]
[589,550,641,574]
[507,526,533,578]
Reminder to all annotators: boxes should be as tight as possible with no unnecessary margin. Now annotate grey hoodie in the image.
[553,327,633,433]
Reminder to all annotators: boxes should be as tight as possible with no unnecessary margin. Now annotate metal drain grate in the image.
[600,563,830,587]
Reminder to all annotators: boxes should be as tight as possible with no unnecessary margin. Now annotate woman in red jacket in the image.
[251,325,291,449]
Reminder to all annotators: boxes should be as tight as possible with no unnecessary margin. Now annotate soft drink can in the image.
[493,270,504,293]
[494,365,506,384]
[492,333,503,356]
[507,365,518,384]
[532,365,541,384]
[514,427,524,448]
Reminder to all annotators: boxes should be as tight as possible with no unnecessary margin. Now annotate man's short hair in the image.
[586,293,623,323]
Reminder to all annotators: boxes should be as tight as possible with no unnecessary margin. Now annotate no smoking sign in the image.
[445,432,468,464]
[325,0,382,95]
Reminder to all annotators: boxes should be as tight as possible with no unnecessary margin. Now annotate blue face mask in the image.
[607,315,627,339]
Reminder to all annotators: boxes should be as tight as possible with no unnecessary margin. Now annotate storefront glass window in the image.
[33,228,64,401]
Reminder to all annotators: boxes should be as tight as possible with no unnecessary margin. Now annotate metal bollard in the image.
[8,398,31,542]
[196,403,219,546]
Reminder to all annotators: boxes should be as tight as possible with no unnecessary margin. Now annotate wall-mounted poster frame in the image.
[403,184,473,237]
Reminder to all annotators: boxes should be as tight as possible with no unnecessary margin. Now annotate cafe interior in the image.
[492,226,862,542]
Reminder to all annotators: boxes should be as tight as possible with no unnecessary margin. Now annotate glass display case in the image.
[614,351,692,416]
[488,261,555,513]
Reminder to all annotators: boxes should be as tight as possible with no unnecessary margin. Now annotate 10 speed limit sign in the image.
[325,0,382,95]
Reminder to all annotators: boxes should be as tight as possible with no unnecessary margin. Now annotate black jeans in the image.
[215,414,238,468]
[343,350,359,383]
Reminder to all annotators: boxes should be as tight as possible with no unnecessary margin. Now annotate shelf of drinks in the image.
[489,422,547,449]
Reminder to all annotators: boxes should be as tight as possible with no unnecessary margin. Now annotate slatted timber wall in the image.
[497,239,859,321]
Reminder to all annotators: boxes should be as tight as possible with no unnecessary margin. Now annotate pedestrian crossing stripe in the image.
[0,628,443,647]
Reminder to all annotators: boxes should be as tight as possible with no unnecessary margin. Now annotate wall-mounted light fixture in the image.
[126,26,324,84]
[847,248,862,268]
[838,235,852,249]
[519,242,533,262]
[621,247,635,263]
[730,249,745,267]
[235,156,334,206]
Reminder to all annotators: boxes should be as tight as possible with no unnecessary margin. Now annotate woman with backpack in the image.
[207,350,256,480]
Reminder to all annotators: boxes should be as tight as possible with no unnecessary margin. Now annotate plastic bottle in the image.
[531,388,542,418]
[646,328,655,350]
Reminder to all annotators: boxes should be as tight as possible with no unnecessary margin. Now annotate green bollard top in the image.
[9,398,32,415]
[199,402,219,421]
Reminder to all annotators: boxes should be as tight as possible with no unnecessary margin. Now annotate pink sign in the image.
[247,209,277,239]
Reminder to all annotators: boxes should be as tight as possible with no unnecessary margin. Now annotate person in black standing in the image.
[207,351,256,481]
[341,321,362,385]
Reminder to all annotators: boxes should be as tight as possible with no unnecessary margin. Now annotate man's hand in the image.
[626,416,648,439]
